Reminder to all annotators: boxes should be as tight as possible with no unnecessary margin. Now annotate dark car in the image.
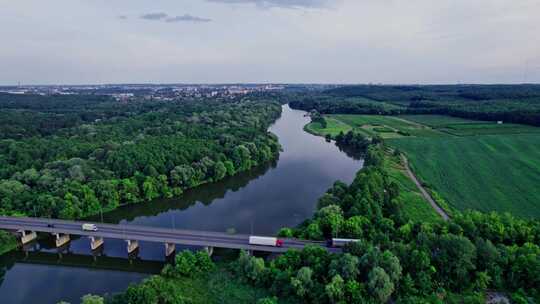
[47,223,55,228]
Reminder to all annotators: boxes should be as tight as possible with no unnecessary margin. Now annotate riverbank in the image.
[0,231,17,256]
[303,119,442,222]
[82,256,293,304]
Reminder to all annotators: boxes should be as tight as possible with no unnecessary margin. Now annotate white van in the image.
[82,223,98,231]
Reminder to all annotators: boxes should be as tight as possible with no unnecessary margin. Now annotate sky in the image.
[1,0,540,85]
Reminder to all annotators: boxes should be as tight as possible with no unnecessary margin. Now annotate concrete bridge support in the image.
[126,240,139,254]
[165,243,175,257]
[89,236,104,251]
[204,246,214,256]
[54,233,70,248]
[18,230,37,245]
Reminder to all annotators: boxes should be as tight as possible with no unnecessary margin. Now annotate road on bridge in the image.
[0,216,341,253]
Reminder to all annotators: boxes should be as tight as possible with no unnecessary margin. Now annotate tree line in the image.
[288,85,540,126]
[0,94,282,221]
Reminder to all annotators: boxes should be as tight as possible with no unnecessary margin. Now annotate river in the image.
[0,105,363,304]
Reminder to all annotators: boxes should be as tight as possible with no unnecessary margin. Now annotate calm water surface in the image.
[0,105,363,304]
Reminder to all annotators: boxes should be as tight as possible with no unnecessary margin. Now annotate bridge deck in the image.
[0,216,340,253]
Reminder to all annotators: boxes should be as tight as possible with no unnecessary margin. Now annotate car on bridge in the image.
[82,223,98,232]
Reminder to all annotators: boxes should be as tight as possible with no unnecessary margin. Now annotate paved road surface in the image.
[401,155,450,221]
[0,216,341,253]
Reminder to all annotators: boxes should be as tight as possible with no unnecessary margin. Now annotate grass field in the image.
[304,117,351,137]
[327,115,445,138]
[307,113,540,218]
[383,151,442,222]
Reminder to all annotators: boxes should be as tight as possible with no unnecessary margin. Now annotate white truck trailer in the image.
[248,236,284,247]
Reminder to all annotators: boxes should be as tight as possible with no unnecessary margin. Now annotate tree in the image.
[379,250,402,284]
[174,250,198,277]
[304,222,324,240]
[329,253,360,281]
[432,234,476,289]
[237,251,266,284]
[142,176,159,201]
[278,227,294,238]
[170,165,197,188]
[368,267,394,303]
[232,145,252,171]
[194,250,215,272]
[256,297,278,304]
[81,294,104,304]
[291,266,314,299]
[342,216,369,238]
[213,161,227,181]
[316,204,345,237]
[325,275,345,304]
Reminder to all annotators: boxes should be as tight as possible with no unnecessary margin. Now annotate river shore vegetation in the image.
[0,93,282,252]
[239,143,540,303]
[295,87,540,219]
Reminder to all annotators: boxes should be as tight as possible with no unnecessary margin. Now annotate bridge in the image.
[0,216,340,257]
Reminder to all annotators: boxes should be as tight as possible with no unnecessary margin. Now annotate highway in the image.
[0,216,341,253]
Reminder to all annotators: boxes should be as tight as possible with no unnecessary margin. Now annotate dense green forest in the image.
[289,85,540,126]
[0,93,282,221]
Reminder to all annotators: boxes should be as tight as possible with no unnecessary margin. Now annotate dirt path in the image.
[400,155,450,221]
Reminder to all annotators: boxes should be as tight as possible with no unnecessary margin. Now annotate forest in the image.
[0,93,282,221]
[289,85,540,126]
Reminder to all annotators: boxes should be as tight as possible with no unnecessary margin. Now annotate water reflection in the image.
[0,105,363,304]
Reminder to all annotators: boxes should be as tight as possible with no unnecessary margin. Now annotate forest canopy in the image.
[0,93,282,220]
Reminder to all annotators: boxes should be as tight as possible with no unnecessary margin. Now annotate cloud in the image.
[140,12,168,20]
[117,15,128,20]
[207,0,331,9]
[166,14,212,23]
[138,12,212,23]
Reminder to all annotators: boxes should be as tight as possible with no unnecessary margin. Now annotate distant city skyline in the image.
[2,0,540,85]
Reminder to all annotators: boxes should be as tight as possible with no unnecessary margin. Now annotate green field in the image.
[309,114,540,218]
[388,134,540,218]
[398,115,488,127]
[304,117,351,137]
[327,114,445,138]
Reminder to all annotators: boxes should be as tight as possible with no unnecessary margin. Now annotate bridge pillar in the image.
[18,230,37,245]
[204,246,214,256]
[126,240,139,254]
[89,236,104,251]
[53,233,70,247]
[164,243,175,257]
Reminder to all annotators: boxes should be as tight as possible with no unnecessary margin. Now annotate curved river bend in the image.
[0,105,363,304]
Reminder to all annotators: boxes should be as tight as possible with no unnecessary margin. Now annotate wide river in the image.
[0,105,363,304]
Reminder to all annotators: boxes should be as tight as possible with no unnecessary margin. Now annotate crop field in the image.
[388,134,540,218]
[308,113,540,218]
[398,115,487,127]
[399,115,540,136]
